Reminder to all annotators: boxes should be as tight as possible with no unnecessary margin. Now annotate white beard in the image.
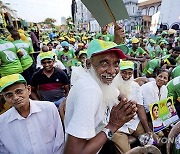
[89,66,119,109]
[114,73,134,99]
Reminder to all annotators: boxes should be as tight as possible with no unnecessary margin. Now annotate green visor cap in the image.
[40,51,54,61]
[161,31,167,35]
[149,39,156,44]
[87,39,128,59]
[0,74,26,92]
[119,60,134,71]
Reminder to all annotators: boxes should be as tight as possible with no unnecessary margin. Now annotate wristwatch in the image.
[102,128,114,140]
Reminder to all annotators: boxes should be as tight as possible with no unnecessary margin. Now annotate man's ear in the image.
[86,59,91,69]
[26,85,31,95]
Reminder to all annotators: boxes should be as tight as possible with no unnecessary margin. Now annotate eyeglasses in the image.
[41,60,53,65]
[3,88,26,99]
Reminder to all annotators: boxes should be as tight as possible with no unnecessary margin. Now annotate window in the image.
[171,23,180,30]
[142,8,146,15]
[149,6,155,16]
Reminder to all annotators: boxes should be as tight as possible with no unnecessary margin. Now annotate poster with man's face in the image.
[150,96,179,133]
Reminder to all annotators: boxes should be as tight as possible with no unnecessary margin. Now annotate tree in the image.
[66,17,74,31]
[43,18,56,26]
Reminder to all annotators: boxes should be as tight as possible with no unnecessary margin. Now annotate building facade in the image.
[160,0,180,30]
[123,0,142,32]
[75,0,93,31]
[138,0,161,32]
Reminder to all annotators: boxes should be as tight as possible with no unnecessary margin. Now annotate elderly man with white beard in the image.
[64,37,138,154]
[112,60,152,153]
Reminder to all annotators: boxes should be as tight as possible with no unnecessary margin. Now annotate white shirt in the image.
[64,71,107,139]
[0,100,64,154]
[141,81,168,113]
[70,66,87,87]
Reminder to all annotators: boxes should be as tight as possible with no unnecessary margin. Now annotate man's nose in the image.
[12,93,19,100]
[106,65,116,74]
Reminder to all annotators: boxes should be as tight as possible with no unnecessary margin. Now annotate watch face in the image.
[108,131,113,137]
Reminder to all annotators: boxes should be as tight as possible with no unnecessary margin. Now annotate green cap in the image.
[87,39,128,59]
[119,60,134,71]
[78,49,87,57]
[149,39,156,44]
[40,51,54,61]
[159,40,169,46]
[0,74,26,92]
[162,31,167,35]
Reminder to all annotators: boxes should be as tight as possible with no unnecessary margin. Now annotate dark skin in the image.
[3,83,31,118]
[137,104,151,133]
[64,52,137,154]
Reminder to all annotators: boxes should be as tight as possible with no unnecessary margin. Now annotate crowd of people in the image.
[0,23,180,154]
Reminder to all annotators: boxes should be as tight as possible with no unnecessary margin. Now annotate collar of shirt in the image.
[8,99,42,123]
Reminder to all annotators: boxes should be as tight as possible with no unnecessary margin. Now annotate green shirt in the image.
[171,65,180,79]
[95,33,114,42]
[57,50,75,66]
[143,58,160,75]
[167,76,180,103]
[128,47,146,57]
[13,40,34,71]
[0,39,23,77]
[156,37,166,45]
[156,48,168,57]
[67,58,81,67]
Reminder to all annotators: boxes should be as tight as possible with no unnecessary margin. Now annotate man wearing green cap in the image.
[147,39,158,59]
[112,60,151,153]
[156,31,167,45]
[95,25,114,41]
[57,41,76,74]
[64,39,137,154]
[0,74,64,153]
[31,51,70,108]
[127,38,146,62]
[156,40,168,58]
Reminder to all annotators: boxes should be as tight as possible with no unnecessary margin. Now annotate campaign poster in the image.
[149,96,179,133]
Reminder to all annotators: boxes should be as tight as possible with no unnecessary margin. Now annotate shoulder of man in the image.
[31,99,57,112]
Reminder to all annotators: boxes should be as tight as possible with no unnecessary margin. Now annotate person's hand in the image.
[114,24,125,45]
[58,99,66,122]
[17,50,24,58]
[107,98,137,132]
[162,64,167,69]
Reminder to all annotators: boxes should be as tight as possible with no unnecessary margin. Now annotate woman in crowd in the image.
[141,69,170,114]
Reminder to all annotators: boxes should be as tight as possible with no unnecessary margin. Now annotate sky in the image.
[2,0,147,25]
[2,0,72,25]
